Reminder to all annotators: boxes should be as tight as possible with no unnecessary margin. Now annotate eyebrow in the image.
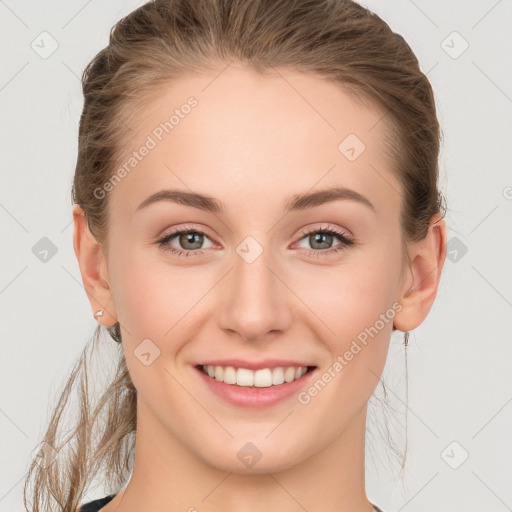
[135,186,376,214]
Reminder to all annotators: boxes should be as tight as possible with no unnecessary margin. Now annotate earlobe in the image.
[72,204,118,326]
[393,214,447,332]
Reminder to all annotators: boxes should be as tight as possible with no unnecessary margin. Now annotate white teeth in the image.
[214,366,224,381]
[201,365,310,387]
[237,368,254,387]
[253,368,272,387]
[223,366,237,384]
[284,367,296,382]
[272,367,285,385]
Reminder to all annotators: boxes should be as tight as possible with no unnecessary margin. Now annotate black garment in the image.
[80,494,384,512]
[79,494,116,512]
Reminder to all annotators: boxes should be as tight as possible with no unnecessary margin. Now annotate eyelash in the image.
[156,224,355,258]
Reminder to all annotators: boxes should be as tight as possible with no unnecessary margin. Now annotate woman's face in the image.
[103,65,411,472]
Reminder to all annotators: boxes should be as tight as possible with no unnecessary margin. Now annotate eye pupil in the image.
[159,226,350,257]
[180,232,203,250]
[310,232,333,250]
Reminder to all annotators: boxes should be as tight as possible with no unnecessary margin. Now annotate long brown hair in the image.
[24,0,446,510]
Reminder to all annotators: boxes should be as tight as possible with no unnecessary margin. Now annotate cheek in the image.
[108,246,198,339]
[297,260,398,429]
[297,254,399,345]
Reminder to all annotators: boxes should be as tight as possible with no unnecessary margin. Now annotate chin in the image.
[194,436,310,475]
[205,452,299,475]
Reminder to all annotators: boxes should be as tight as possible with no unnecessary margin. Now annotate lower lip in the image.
[195,366,317,408]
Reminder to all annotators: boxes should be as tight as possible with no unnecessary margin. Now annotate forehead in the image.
[108,65,401,223]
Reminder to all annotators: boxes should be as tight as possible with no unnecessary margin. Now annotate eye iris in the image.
[180,232,203,250]
[161,227,348,255]
[310,232,333,250]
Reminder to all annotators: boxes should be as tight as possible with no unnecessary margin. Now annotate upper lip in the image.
[195,359,315,371]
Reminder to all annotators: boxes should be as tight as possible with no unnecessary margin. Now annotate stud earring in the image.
[94,310,104,321]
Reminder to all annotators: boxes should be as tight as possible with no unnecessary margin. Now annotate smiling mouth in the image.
[195,364,316,388]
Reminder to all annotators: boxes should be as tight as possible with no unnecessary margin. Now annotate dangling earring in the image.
[94,310,103,322]
[403,331,409,346]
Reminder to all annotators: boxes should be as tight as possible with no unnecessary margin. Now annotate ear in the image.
[72,204,118,326]
[393,213,447,332]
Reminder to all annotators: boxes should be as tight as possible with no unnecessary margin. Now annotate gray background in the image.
[1,1,511,511]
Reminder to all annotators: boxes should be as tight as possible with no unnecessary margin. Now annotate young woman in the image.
[24,0,447,511]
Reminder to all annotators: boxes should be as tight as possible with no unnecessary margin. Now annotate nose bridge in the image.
[216,238,291,341]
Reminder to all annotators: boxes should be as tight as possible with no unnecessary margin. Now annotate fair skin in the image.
[73,65,446,512]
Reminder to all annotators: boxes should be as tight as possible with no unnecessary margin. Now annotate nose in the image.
[215,244,293,343]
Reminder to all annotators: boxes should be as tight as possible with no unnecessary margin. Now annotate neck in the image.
[109,402,374,512]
